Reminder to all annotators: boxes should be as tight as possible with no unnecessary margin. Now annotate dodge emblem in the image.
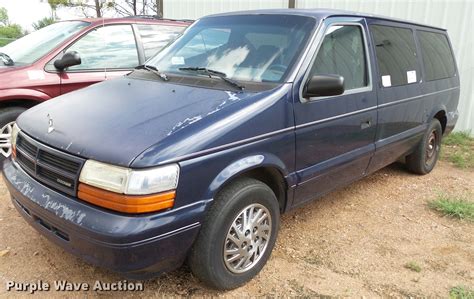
[47,114,54,133]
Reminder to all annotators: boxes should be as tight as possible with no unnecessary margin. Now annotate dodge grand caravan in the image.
[0,17,189,159]
[3,9,459,289]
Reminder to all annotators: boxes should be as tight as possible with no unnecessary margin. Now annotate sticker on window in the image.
[27,70,45,80]
[171,56,185,65]
[407,70,417,83]
[382,75,391,87]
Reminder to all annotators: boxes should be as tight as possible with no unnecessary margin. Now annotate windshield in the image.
[0,21,90,66]
[147,15,316,83]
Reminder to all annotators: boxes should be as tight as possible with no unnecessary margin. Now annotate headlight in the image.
[78,160,179,213]
[11,123,20,159]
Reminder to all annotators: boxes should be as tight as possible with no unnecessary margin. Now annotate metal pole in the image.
[289,0,296,8]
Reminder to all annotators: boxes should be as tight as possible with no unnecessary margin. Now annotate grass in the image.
[441,131,474,169]
[404,261,422,272]
[428,193,474,222]
[288,279,323,298]
[450,286,474,299]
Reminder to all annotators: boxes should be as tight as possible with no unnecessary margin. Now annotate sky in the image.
[0,0,91,31]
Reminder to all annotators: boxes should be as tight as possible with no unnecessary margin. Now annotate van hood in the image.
[17,77,288,167]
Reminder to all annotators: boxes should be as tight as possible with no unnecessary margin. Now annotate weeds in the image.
[450,285,474,299]
[441,131,474,169]
[429,193,474,222]
[404,261,422,272]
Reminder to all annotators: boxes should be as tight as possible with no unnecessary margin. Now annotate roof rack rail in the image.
[125,15,194,22]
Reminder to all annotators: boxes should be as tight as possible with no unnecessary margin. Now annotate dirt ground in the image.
[0,161,473,297]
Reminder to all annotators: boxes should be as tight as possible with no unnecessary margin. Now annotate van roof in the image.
[206,8,446,31]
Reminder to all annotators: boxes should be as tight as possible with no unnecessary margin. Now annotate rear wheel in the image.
[0,107,27,160]
[406,119,442,174]
[188,177,280,290]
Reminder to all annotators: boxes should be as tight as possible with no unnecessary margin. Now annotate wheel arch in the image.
[0,98,42,110]
[207,154,290,213]
[430,108,447,134]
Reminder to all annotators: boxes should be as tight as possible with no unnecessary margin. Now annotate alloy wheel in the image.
[223,203,272,274]
[0,121,15,158]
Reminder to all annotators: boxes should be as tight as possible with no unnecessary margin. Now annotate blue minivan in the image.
[3,9,459,289]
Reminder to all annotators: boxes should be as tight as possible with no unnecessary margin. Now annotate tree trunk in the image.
[95,0,101,17]
[156,0,163,17]
[133,0,137,15]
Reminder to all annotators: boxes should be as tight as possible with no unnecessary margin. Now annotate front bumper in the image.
[2,159,204,279]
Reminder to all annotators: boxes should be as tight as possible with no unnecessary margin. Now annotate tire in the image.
[188,177,280,290]
[406,119,442,174]
[0,107,27,162]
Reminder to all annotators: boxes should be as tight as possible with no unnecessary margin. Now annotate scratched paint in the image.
[166,91,242,136]
[5,164,86,225]
[43,194,86,224]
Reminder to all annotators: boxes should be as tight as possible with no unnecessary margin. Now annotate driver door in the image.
[292,18,378,206]
[53,24,139,95]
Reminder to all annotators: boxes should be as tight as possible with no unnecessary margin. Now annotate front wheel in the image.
[406,119,442,174]
[188,177,280,290]
[0,107,27,160]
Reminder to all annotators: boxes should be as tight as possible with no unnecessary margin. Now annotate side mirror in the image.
[54,51,81,71]
[303,74,344,98]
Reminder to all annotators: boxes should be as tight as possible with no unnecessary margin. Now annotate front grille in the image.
[15,133,85,196]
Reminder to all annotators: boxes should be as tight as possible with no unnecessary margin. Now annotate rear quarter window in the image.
[417,30,456,81]
[370,25,419,87]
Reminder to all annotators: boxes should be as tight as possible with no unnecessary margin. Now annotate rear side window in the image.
[309,25,368,90]
[136,24,185,60]
[418,31,456,81]
[370,25,418,87]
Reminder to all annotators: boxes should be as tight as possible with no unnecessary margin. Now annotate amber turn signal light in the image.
[77,183,175,214]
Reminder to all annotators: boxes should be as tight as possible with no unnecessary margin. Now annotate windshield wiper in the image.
[179,67,245,91]
[135,64,168,81]
[0,52,14,66]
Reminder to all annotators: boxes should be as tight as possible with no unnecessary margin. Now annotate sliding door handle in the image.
[360,118,372,130]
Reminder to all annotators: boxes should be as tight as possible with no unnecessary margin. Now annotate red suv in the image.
[0,17,190,159]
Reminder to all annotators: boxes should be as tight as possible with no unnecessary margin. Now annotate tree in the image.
[113,0,160,16]
[32,17,56,30]
[47,0,163,19]
[48,0,114,18]
[155,0,163,17]
[48,0,69,18]
[0,8,24,46]
[0,7,10,26]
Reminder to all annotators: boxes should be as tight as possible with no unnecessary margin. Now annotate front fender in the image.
[206,153,290,200]
[0,88,50,102]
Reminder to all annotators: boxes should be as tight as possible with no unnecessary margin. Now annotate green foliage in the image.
[0,24,23,39]
[0,7,8,26]
[404,261,422,272]
[443,131,473,146]
[429,194,474,222]
[0,39,13,47]
[441,131,474,169]
[48,0,71,10]
[0,8,23,46]
[32,17,56,31]
[450,286,474,299]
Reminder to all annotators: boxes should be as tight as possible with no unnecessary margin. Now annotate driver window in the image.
[309,25,368,90]
[67,25,139,70]
[175,28,230,60]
